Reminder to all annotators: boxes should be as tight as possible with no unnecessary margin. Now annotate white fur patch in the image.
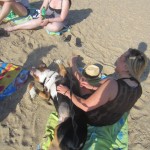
[54,59,63,64]
[29,86,37,99]
[50,83,58,100]
[44,72,59,92]
[58,102,70,123]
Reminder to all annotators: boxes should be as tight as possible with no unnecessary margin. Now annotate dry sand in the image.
[0,0,150,150]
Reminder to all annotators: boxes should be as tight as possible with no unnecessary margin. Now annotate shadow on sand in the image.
[138,42,150,82]
[0,45,56,121]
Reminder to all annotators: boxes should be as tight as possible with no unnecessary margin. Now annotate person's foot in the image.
[5,26,15,32]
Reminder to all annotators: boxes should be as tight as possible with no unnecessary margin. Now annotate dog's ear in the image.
[53,59,67,78]
[59,64,67,78]
[56,117,87,150]
[38,62,47,70]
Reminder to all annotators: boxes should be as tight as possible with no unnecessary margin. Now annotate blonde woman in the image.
[57,48,148,126]
[6,0,71,32]
[0,0,29,24]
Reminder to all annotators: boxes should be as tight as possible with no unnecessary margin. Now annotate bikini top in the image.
[49,6,62,14]
[85,77,142,126]
[49,0,62,15]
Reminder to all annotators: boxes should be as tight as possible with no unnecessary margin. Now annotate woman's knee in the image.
[45,23,63,32]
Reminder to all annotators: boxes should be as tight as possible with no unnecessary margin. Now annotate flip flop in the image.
[75,37,82,47]
[64,35,71,42]
[0,28,10,37]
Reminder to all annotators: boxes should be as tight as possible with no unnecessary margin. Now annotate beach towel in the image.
[37,112,128,150]
[46,26,71,36]
[3,8,39,25]
[0,62,29,100]
[83,113,128,150]
[37,112,59,150]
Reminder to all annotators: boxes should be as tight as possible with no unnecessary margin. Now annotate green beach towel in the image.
[37,112,59,150]
[38,112,128,150]
[83,113,128,150]
[46,26,71,36]
[3,8,39,25]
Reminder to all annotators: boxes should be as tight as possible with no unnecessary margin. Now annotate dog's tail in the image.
[55,115,87,150]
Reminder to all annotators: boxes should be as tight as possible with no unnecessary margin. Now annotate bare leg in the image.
[44,22,64,32]
[0,1,28,24]
[11,1,28,16]
[5,18,42,32]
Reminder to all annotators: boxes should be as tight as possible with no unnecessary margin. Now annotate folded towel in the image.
[46,26,71,36]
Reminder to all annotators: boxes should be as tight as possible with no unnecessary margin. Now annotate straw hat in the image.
[81,64,103,85]
[83,65,100,78]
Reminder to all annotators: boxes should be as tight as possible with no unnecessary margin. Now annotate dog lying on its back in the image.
[29,60,87,150]
[29,60,66,101]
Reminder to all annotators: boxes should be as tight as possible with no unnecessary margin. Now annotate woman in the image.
[57,48,148,126]
[0,0,29,24]
[6,0,71,32]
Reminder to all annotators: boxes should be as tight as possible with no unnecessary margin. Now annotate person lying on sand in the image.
[0,0,29,24]
[57,48,148,126]
[5,0,71,32]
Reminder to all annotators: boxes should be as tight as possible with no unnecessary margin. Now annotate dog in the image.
[29,60,87,150]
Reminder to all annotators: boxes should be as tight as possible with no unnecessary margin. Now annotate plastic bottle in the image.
[41,7,46,19]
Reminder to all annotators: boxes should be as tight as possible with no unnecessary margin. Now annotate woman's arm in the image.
[48,0,70,22]
[57,79,118,112]
[40,0,49,11]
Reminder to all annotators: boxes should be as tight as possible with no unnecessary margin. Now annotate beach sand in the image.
[0,0,150,149]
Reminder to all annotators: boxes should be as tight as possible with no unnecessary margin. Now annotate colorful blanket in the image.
[0,62,21,93]
[37,112,128,150]
[0,62,29,100]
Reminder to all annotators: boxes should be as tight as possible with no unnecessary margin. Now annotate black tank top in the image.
[85,77,142,126]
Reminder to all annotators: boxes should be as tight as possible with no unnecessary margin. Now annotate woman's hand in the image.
[57,84,70,96]
[80,80,94,90]
[40,19,49,27]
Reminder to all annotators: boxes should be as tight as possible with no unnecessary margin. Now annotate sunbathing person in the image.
[57,48,148,126]
[0,0,29,24]
[6,0,71,32]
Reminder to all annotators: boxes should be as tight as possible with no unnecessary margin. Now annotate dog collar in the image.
[43,71,56,85]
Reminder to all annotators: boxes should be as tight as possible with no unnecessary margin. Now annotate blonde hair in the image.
[126,49,148,80]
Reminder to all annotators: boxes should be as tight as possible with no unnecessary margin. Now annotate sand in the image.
[0,0,150,149]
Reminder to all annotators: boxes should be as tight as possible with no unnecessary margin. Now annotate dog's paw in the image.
[28,82,37,99]
[30,67,36,76]
[46,99,52,105]
[54,59,63,65]
[29,86,37,99]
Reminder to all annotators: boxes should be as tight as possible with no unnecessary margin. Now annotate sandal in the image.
[0,28,10,37]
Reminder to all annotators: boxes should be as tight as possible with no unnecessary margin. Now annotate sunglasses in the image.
[127,48,145,62]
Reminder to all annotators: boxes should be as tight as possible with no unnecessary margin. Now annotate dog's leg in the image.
[28,82,37,99]
[28,82,51,103]
[55,60,67,78]
[38,90,50,100]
